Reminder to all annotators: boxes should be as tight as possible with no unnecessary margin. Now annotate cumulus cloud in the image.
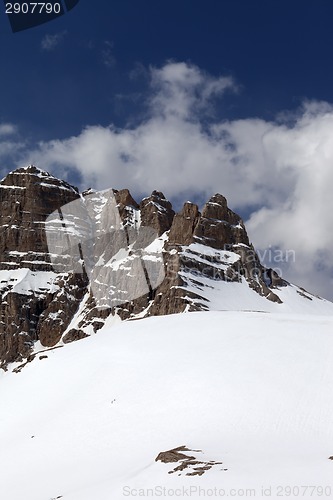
[41,31,67,51]
[21,62,238,196]
[245,102,333,298]
[15,62,333,300]
[149,61,235,119]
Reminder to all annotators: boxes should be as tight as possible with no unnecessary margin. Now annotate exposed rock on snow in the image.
[155,445,226,476]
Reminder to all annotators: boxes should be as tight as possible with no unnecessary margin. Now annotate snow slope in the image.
[1,311,333,500]
[0,269,60,295]
[181,275,333,315]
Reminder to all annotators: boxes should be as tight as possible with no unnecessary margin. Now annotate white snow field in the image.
[1,311,333,500]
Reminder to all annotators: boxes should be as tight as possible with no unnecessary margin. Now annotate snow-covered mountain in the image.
[1,164,333,370]
[1,165,333,498]
[1,311,333,500]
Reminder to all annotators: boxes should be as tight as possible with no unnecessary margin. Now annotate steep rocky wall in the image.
[0,166,84,367]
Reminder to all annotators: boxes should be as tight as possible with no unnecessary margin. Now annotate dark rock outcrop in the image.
[194,194,249,248]
[168,201,200,246]
[37,272,89,347]
[140,190,175,236]
[63,328,89,344]
[155,445,226,476]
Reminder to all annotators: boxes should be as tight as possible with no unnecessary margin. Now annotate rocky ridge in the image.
[0,165,331,370]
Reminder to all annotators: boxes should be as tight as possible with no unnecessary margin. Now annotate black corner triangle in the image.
[4,0,81,33]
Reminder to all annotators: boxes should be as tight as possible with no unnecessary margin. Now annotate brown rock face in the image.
[37,272,89,347]
[62,328,89,345]
[147,192,281,316]
[168,194,248,249]
[113,188,139,226]
[155,446,226,476]
[155,446,195,463]
[168,202,200,246]
[0,291,51,368]
[0,166,86,367]
[194,194,249,249]
[140,191,175,236]
[0,165,79,270]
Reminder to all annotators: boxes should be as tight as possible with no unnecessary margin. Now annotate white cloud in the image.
[0,123,25,176]
[102,40,116,68]
[149,61,235,119]
[245,102,333,298]
[15,62,333,300]
[41,31,67,51]
[0,123,17,136]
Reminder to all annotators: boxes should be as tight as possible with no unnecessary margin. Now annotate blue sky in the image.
[1,0,333,299]
[1,0,333,139]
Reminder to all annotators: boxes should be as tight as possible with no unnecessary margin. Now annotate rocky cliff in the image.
[0,165,332,370]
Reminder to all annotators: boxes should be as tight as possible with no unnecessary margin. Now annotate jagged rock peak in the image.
[0,165,80,271]
[139,190,175,235]
[10,164,50,176]
[207,193,228,206]
[201,193,240,225]
[193,193,249,248]
[1,164,79,194]
[113,188,139,209]
[168,201,200,246]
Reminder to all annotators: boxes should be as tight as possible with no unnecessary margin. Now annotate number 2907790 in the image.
[5,3,61,14]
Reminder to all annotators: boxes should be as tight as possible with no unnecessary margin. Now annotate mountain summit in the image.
[0,165,332,369]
